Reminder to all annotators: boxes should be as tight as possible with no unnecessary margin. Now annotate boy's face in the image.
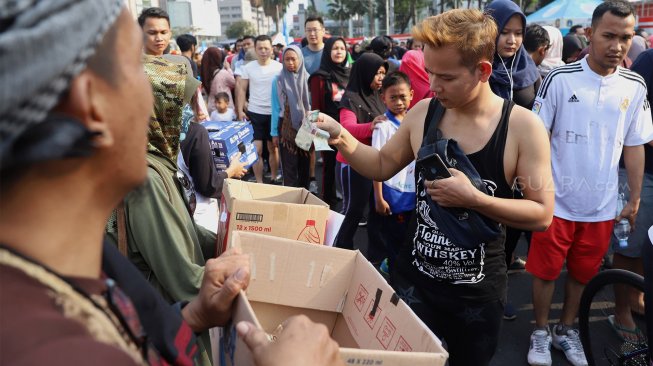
[216,99,228,113]
[381,82,413,116]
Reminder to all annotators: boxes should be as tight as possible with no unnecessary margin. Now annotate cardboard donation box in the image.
[218,179,330,254]
[220,232,449,366]
[203,121,258,170]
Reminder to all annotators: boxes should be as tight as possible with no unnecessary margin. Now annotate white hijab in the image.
[538,26,566,78]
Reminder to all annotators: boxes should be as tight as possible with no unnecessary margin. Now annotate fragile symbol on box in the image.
[364,300,381,329]
[354,285,368,312]
[394,336,412,352]
[376,317,396,349]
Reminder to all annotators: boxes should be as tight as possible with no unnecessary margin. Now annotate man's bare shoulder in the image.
[404,98,432,130]
[508,104,548,141]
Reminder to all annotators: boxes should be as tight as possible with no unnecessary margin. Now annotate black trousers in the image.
[321,149,337,207]
[391,270,504,366]
[367,208,413,267]
[280,144,310,189]
[334,163,371,250]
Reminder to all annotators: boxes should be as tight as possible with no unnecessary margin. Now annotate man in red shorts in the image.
[526,1,653,365]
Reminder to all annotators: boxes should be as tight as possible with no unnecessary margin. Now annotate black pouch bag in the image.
[417,99,502,249]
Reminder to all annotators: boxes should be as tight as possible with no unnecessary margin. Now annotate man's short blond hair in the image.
[413,9,497,69]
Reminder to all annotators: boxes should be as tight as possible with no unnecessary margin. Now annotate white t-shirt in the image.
[533,57,653,221]
[210,108,236,122]
[371,114,416,214]
[240,60,282,115]
[232,58,244,77]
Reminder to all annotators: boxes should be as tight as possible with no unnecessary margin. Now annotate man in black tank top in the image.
[317,9,554,366]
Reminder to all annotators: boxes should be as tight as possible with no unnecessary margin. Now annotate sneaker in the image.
[527,328,552,366]
[308,180,318,195]
[552,326,588,366]
[507,256,526,274]
[503,302,517,320]
[272,174,283,185]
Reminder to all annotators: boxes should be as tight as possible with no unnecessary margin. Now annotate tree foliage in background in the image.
[262,0,292,33]
[306,0,326,17]
[394,0,430,33]
[436,0,554,13]
[323,0,557,38]
[226,20,257,39]
[328,0,351,37]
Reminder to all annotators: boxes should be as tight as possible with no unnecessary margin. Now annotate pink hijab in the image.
[399,50,434,108]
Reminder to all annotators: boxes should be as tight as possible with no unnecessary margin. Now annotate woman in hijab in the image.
[398,50,434,108]
[270,45,312,188]
[486,0,541,109]
[562,34,584,64]
[628,35,647,65]
[486,0,540,321]
[538,25,565,78]
[351,43,364,60]
[309,36,351,206]
[201,47,235,113]
[334,53,388,250]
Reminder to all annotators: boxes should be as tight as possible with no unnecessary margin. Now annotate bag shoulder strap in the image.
[422,98,446,145]
[116,201,128,257]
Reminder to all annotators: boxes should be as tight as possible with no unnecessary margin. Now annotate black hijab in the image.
[562,35,584,63]
[310,37,351,89]
[340,53,387,124]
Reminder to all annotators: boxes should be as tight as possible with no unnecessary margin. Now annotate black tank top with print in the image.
[395,99,514,303]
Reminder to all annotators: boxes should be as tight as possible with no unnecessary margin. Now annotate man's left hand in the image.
[425,168,481,208]
[182,248,250,332]
[617,200,639,229]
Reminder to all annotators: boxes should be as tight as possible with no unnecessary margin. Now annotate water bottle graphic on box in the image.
[614,192,630,248]
[202,121,258,170]
[297,220,321,244]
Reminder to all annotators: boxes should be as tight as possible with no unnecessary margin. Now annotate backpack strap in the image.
[116,201,128,257]
[422,98,446,146]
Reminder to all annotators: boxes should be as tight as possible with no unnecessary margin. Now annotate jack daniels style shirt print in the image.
[395,99,515,303]
[412,171,494,285]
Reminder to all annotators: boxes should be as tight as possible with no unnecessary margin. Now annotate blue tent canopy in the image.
[526,0,603,34]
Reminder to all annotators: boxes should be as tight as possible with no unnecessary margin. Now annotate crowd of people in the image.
[1,0,652,366]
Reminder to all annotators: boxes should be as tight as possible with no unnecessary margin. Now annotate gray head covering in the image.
[628,36,647,62]
[0,0,124,167]
[277,45,310,130]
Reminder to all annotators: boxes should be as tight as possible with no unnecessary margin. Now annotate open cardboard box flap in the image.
[222,179,328,211]
[218,179,330,254]
[221,232,448,366]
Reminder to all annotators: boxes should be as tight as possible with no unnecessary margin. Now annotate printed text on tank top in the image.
[410,99,513,285]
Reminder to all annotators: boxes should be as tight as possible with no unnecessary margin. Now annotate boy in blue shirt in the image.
[370,71,415,272]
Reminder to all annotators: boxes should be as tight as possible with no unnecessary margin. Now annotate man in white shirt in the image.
[236,35,283,183]
[526,2,653,366]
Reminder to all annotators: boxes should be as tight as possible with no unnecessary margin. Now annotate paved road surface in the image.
[353,227,587,365]
[316,162,618,366]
